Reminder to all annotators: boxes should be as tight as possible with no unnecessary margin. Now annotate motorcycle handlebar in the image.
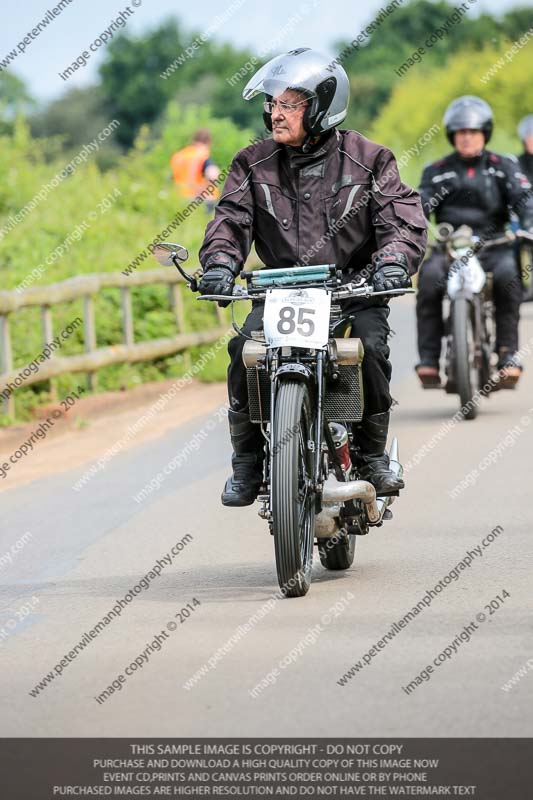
[430,228,533,253]
[196,285,416,303]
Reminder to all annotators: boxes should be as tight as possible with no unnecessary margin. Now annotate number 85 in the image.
[277,306,316,336]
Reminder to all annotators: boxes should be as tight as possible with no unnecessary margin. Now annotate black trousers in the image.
[227,300,392,417]
[416,246,522,364]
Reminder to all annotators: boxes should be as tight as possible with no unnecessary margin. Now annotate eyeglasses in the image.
[263,99,309,115]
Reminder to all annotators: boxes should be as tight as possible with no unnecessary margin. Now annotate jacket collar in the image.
[451,148,486,168]
[284,128,340,170]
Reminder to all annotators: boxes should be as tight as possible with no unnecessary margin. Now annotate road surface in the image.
[0,296,531,736]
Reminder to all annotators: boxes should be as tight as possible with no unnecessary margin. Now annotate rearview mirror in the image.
[152,242,189,266]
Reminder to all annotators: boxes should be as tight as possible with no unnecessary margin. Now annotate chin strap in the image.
[301,132,324,153]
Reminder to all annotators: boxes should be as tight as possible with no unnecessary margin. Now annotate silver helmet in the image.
[242,47,350,138]
[443,95,493,145]
[517,114,533,142]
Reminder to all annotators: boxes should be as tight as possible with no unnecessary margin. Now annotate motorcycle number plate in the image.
[263,288,331,349]
[447,252,486,298]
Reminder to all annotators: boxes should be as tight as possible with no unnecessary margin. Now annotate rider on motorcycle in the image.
[197,48,427,507]
[517,114,533,183]
[415,96,533,388]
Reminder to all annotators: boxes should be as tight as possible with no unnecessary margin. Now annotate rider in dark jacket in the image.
[517,114,533,184]
[198,48,427,507]
[416,96,533,388]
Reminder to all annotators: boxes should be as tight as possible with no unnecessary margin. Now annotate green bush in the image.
[0,105,256,420]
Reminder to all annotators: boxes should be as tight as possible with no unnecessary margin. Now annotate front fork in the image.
[313,350,325,491]
[257,349,326,526]
[446,293,484,383]
[468,293,490,379]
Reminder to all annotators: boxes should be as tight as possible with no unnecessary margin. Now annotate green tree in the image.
[99,19,187,148]
[98,19,264,148]
[0,71,34,132]
[500,7,533,40]
[334,0,532,133]
[29,86,121,168]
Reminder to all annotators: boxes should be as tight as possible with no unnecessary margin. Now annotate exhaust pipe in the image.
[321,478,380,525]
[321,478,376,505]
[317,438,403,534]
[376,437,402,517]
[389,436,401,473]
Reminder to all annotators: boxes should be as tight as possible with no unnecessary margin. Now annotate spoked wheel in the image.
[271,380,315,598]
[318,528,356,570]
[452,297,479,420]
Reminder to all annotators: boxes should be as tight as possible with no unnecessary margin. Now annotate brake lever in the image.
[371,288,416,296]
[197,292,251,302]
[333,284,415,299]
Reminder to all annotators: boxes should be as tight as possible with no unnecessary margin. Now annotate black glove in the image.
[372,253,411,293]
[198,252,237,308]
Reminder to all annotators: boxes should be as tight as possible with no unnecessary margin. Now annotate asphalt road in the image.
[0,296,531,737]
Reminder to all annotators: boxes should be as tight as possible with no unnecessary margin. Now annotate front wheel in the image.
[452,297,478,420]
[271,380,315,597]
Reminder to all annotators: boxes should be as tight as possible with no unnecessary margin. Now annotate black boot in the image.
[351,412,404,496]
[221,409,264,507]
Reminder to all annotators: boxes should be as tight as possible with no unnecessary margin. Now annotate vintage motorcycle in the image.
[153,243,412,598]
[423,224,533,420]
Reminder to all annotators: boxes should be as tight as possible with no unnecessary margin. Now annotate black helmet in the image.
[443,96,493,145]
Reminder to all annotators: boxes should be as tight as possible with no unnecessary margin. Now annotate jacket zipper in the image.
[296,168,300,261]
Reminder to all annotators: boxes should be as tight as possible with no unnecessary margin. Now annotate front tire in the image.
[452,297,478,420]
[271,380,315,597]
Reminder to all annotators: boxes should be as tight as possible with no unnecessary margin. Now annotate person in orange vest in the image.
[170,129,220,214]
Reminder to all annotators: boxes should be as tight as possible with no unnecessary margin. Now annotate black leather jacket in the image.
[518,151,533,184]
[419,149,533,236]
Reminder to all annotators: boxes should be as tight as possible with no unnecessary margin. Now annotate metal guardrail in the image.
[0,268,228,416]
